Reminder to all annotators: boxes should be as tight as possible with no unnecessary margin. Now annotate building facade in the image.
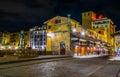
[91,17,116,52]
[0,31,11,50]
[44,15,82,55]
[24,31,30,49]
[10,32,19,50]
[82,11,96,29]
[29,26,46,51]
[44,15,111,56]
[114,31,120,55]
[18,30,30,49]
[82,11,116,53]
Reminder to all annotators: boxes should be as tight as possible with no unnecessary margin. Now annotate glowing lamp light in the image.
[15,47,18,49]
[1,46,5,49]
[33,45,35,49]
[1,46,3,49]
[9,46,11,49]
[75,45,78,48]
[93,47,96,50]
[42,46,44,49]
[81,31,85,36]
[72,28,76,32]
[92,16,96,20]
[47,33,54,37]
[98,15,103,19]
[87,47,90,50]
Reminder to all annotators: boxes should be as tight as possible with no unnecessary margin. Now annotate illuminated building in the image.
[92,17,116,52]
[82,11,116,54]
[0,31,10,50]
[114,31,120,55]
[72,27,107,56]
[2,31,10,45]
[44,15,111,56]
[29,26,46,51]
[82,11,96,29]
[44,16,82,55]
[10,31,29,50]
[10,32,19,50]
[18,30,30,49]
[0,32,2,49]
[24,31,30,49]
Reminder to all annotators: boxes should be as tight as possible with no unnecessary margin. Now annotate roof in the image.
[114,30,120,35]
[43,16,80,24]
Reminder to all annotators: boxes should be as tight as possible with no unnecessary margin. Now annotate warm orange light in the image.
[98,15,103,19]
[15,47,18,49]
[75,46,78,53]
[93,47,96,50]
[81,47,85,56]
[92,16,96,20]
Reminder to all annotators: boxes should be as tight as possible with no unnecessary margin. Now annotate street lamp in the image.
[72,28,76,33]
[81,30,86,36]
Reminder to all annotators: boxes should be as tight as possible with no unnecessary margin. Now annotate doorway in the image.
[60,41,66,55]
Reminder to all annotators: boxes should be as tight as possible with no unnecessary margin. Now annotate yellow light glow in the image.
[72,28,76,32]
[94,47,96,50]
[15,47,18,49]
[1,46,5,49]
[9,46,11,49]
[47,32,54,37]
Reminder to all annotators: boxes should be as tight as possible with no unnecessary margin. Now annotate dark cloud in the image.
[0,0,120,31]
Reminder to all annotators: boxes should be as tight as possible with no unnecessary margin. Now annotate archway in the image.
[60,41,66,55]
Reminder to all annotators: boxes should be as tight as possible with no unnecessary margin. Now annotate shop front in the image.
[73,39,108,57]
[73,39,87,56]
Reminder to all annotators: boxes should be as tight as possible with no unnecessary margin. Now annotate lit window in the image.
[43,30,45,33]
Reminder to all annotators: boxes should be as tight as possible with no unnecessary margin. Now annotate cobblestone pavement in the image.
[0,57,119,77]
[89,61,120,77]
[0,55,70,64]
[118,68,120,77]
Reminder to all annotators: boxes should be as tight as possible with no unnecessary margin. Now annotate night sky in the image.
[0,0,120,32]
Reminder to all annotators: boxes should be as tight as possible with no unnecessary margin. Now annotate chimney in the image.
[67,14,71,24]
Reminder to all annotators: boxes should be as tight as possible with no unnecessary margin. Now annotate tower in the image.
[82,11,96,29]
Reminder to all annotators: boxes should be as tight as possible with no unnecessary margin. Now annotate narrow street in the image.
[0,56,119,77]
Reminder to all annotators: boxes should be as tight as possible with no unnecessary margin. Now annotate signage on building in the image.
[71,38,79,41]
